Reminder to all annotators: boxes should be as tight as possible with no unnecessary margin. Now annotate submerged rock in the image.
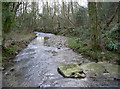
[57,64,86,78]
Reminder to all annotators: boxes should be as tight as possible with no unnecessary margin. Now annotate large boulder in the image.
[80,62,105,74]
[57,64,86,78]
[98,62,120,78]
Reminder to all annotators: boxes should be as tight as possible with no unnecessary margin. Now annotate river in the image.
[2,32,120,87]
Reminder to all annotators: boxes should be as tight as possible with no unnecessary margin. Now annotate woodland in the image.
[1,1,120,87]
[2,1,120,64]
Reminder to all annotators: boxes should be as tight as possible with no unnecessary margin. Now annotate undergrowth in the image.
[2,45,18,60]
[68,37,119,64]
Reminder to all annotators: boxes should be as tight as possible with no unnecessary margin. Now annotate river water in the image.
[2,32,120,87]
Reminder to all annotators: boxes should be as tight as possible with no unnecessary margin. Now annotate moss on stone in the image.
[58,64,85,78]
[58,62,120,79]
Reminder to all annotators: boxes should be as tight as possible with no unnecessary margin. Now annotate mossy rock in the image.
[98,62,120,78]
[98,62,109,67]
[58,64,86,78]
[80,62,105,74]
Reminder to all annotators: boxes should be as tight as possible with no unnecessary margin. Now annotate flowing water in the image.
[2,32,120,87]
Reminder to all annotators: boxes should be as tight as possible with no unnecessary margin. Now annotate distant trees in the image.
[2,1,119,52]
[75,7,88,27]
[37,0,88,32]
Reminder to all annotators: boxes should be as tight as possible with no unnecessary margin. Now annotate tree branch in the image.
[103,4,119,30]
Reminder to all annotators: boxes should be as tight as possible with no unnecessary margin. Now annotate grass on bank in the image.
[2,45,17,60]
[67,37,119,64]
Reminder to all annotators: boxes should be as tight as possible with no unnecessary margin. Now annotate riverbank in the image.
[2,32,36,69]
[67,37,120,65]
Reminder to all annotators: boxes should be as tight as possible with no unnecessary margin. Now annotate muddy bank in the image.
[2,34,36,69]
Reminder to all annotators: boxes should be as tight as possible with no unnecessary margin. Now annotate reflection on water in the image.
[36,37,44,45]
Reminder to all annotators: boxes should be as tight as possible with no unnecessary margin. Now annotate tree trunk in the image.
[88,2,99,51]
[118,2,120,23]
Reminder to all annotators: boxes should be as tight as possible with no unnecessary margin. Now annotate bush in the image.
[3,45,17,60]
[103,24,120,52]
[106,40,118,51]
